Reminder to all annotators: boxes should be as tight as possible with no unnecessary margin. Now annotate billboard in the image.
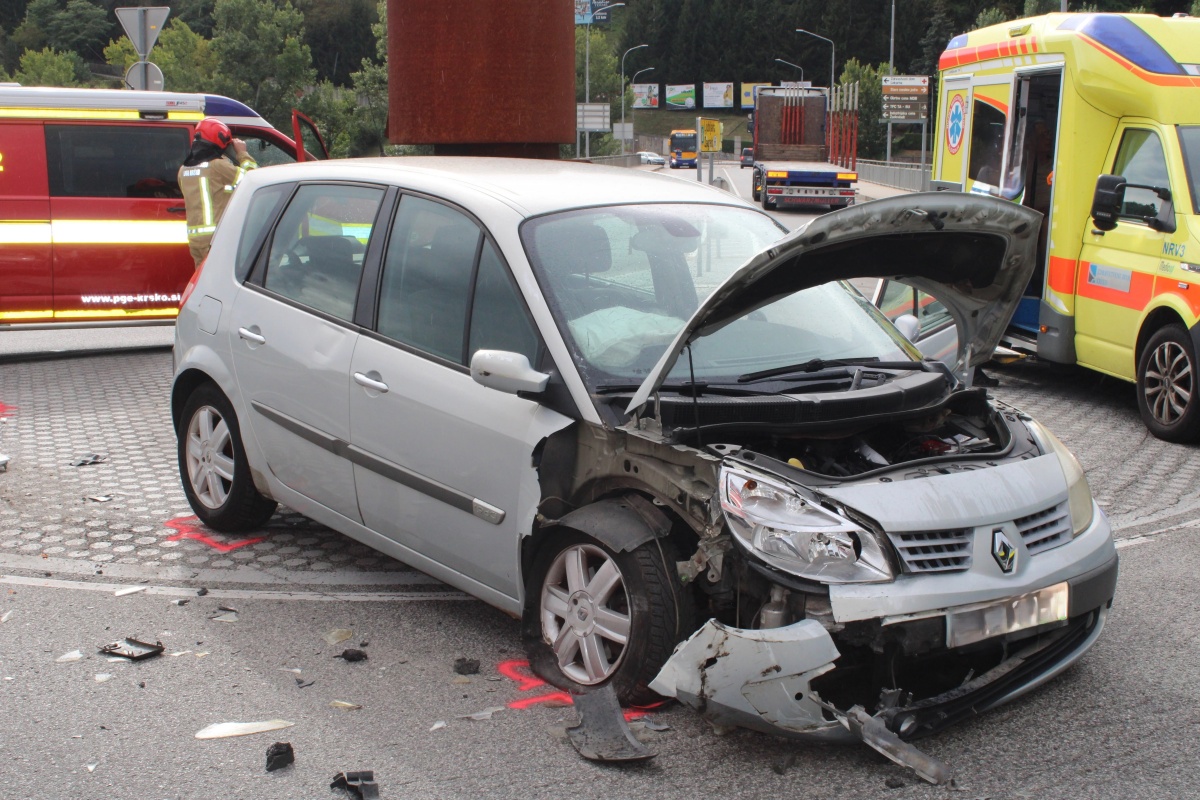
[574,1,613,24]
[665,84,696,110]
[740,82,771,109]
[632,83,659,109]
[703,82,734,108]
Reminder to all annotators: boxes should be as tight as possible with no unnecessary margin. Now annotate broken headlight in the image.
[1025,419,1095,536]
[720,466,892,583]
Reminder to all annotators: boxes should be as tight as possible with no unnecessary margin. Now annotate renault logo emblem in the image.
[992,529,1017,573]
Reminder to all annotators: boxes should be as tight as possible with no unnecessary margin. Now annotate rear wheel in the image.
[523,530,689,706]
[178,383,277,531]
[1137,324,1200,442]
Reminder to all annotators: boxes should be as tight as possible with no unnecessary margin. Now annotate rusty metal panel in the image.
[388,0,575,149]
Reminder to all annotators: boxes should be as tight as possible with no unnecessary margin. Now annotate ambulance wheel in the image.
[1137,324,1200,442]
[178,383,277,531]
[522,531,690,706]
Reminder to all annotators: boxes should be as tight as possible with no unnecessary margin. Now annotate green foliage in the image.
[103,20,217,94]
[172,0,217,38]
[914,0,956,77]
[1193,1,1200,17]
[44,0,109,58]
[210,0,315,130]
[840,58,887,160]
[297,0,377,86]
[14,46,78,86]
[974,8,1011,29]
[1023,0,1059,15]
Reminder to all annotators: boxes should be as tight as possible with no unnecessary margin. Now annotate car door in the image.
[348,194,572,600]
[872,279,958,365]
[229,181,388,522]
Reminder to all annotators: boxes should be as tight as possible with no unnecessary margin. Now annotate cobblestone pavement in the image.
[0,349,1195,586]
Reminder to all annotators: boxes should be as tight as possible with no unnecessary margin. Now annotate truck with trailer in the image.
[922,11,1200,441]
[749,86,858,211]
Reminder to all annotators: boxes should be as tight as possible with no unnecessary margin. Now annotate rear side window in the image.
[45,124,189,198]
[262,183,385,322]
[235,183,292,282]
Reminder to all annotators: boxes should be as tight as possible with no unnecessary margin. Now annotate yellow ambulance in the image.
[930,12,1200,441]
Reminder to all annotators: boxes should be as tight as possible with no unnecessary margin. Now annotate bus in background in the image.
[0,86,327,328]
[668,129,698,168]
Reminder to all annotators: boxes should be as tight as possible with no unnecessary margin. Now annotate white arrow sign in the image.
[116,6,170,59]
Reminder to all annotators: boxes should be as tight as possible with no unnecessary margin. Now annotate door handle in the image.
[354,372,389,393]
[237,326,266,345]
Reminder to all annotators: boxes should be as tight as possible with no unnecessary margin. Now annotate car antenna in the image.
[686,344,703,447]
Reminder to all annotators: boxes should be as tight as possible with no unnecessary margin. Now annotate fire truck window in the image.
[45,124,189,198]
[1113,129,1170,219]
[967,101,1005,187]
[240,134,295,166]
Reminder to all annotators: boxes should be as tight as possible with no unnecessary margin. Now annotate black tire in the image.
[751,170,762,202]
[1137,324,1200,442]
[762,191,776,211]
[523,530,691,706]
[178,383,277,532]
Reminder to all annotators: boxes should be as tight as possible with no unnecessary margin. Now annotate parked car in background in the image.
[637,151,665,165]
[740,147,754,168]
[172,160,1116,756]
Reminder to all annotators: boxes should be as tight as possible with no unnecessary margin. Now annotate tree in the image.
[296,0,376,86]
[346,0,389,156]
[841,58,887,160]
[210,0,315,130]
[913,0,956,77]
[44,0,110,59]
[14,46,78,86]
[974,8,1010,29]
[103,19,217,93]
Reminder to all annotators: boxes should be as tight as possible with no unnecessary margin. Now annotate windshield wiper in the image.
[736,358,926,384]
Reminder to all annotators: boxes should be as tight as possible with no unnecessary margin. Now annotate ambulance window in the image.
[1180,126,1199,215]
[240,133,295,167]
[967,101,1005,187]
[1114,129,1170,219]
[45,124,189,198]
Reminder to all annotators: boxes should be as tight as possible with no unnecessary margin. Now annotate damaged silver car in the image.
[171,159,1116,756]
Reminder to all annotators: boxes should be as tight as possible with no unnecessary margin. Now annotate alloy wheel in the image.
[185,405,235,510]
[1144,340,1193,426]
[540,543,632,685]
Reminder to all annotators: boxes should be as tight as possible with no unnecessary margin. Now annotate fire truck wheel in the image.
[1137,324,1200,442]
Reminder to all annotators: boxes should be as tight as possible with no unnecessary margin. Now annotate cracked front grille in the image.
[889,529,973,573]
[1016,502,1072,555]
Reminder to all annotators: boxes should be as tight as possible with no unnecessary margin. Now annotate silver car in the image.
[172,159,1116,754]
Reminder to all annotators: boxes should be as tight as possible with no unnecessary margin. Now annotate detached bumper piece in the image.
[566,684,656,762]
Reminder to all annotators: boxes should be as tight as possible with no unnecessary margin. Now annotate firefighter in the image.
[178,118,257,266]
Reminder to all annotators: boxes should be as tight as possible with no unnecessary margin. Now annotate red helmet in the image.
[195,118,233,148]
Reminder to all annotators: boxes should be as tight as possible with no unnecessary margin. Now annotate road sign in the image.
[116,6,170,59]
[699,118,722,153]
[125,61,164,92]
[881,78,929,121]
[576,103,610,132]
[882,75,929,92]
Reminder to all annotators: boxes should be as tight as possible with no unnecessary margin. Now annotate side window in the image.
[468,241,540,365]
[377,196,482,364]
[239,132,295,166]
[878,281,952,336]
[45,124,189,198]
[967,100,1005,186]
[1113,129,1170,219]
[916,291,953,334]
[236,183,292,281]
[262,183,384,322]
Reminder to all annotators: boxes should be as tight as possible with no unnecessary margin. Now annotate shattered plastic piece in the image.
[210,611,239,623]
[196,588,208,597]
[86,764,97,773]
[566,685,656,762]
[265,742,294,772]
[453,657,480,675]
[429,721,447,732]
[113,586,148,597]
[330,701,362,711]
[296,678,315,689]
[99,638,164,661]
[70,453,107,467]
[629,717,671,733]
[85,495,114,503]
[56,650,84,663]
[331,770,380,800]
[165,650,192,657]
[1,610,13,624]
[0,453,9,472]
[279,668,303,674]
[458,706,505,721]
[831,704,953,786]
[169,599,189,606]
[323,628,353,646]
[336,649,368,662]
[94,673,114,683]
[195,719,295,740]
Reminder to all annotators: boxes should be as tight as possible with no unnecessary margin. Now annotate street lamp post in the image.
[631,66,654,154]
[620,43,648,155]
[583,2,625,158]
[774,58,804,85]
[887,0,895,162]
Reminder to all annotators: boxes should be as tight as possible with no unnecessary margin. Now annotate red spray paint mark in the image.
[164,516,266,553]
[495,659,649,721]
[0,401,17,416]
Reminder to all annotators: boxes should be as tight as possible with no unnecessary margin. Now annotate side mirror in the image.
[894,314,920,342]
[470,350,549,396]
[1090,174,1124,232]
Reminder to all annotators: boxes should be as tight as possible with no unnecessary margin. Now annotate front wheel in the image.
[523,531,690,706]
[178,383,277,531]
[1137,324,1200,442]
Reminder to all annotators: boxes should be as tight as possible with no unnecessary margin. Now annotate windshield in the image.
[670,133,697,151]
[1180,126,1199,214]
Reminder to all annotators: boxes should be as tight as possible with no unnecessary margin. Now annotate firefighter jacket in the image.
[178,154,257,266]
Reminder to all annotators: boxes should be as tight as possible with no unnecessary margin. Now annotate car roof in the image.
[240,156,748,218]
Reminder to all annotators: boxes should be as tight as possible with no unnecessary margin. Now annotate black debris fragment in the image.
[771,753,797,775]
[453,657,480,675]
[336,649,368,662]
[196,588,208,597]
[70,453,107,467]
[566,685,656,762]
[885,776,906,789]
[99,638,164,661]
[265,742,294,772]
[331,770,380,799]
[295,678,315,689]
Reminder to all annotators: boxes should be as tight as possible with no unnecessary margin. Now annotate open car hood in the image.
[626,193,1041,416]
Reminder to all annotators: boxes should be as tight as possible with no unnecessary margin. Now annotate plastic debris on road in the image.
[195,720,295,740]
[70,453,107,467]
[566,685,656,762]
[331,770,380,799]
[113,586,148,597]
[99,638,164,661]
[94,673,114,683]
[336,648,368,662]
[323,628,353,646]
[458,706,505,721]
[210,611,239,623]
[56,650,83,663]
[1,610,13,624]
[330,701,362,711]
[265,742,294,772]
[429,720,447,732]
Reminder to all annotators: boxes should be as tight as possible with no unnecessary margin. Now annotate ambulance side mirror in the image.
[1090,174,1124,232]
